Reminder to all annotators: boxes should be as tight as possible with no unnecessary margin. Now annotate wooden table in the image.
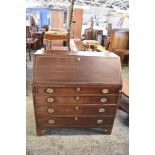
[26,38,38,61]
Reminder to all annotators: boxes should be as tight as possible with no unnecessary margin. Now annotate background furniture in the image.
[113,49,129,65]
[26,26,38,60]
[109,29,129,51]
[118,80,129,113]
[84,29,93,40]
[95,30,103,44]
[26,38,38,61]
[43,25,49,32]
[84,29,103,43]
[109,28,129,65]
[70,8,83,39]
[51,10,64,28]
[26,26,31,38]
[31,31,44,50]
[26,8,67,30]
[82,40,99,51]
[43,1,75,52]
[103,36,110,50]
[43,28,69,51]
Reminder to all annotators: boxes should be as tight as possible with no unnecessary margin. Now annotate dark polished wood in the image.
[36,116,114,135]
[34,95,119,105]
[33,56,122,85]
[33,86,121,95]
[35,104,117,116]
[36,117,114,127]
[32,53,122,135]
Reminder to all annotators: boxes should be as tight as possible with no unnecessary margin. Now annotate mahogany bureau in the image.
[32,53,122,136]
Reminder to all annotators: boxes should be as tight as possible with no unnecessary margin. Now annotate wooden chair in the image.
[43,0,76,53]
[43,28,70,52]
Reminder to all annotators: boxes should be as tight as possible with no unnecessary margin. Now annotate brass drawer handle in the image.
[77,57,81,61]
[97,120,103,124]
[48,108,55,113]
[75,116,78,120]
[48,120,55,124]
[102,89,109,94]
[100,98,108,103]
[76,87,80,92]
[47,98,55,103]
[98,108,106,113]
[46,88,54,93]
[75,96,80,100]
[75,106,79,110]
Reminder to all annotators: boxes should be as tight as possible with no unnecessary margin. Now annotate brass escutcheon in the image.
[77,57,81,61]
[100,98,108,103]
[102,89,109,94]
[46,88,54,93]
[47,98,54,103]
[75,106,79,110]
[48,120,55,124]
[76,87,80,92]
[74,116,78,120]
[97,120,103,124]
[98,108,106,113]
[75,96,80,100]
[48,108,55,113]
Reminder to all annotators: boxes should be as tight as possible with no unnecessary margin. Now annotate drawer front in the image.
[35,105,117,116]
[33,86,120,95]
[34,95,119,105]
[36,117,114,127]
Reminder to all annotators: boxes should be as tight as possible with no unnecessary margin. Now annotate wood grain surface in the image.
[33,55,122,86]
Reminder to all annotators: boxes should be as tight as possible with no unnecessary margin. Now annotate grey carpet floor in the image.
[26,54,129,155]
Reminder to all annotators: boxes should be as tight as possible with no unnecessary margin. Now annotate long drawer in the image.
[35,104,117,116]
[33,86,120,95]
[36,117,114,127]
[34,95,119,105]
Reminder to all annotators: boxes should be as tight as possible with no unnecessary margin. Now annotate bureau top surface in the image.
[33,55,122,86]
[44,51,118,57]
